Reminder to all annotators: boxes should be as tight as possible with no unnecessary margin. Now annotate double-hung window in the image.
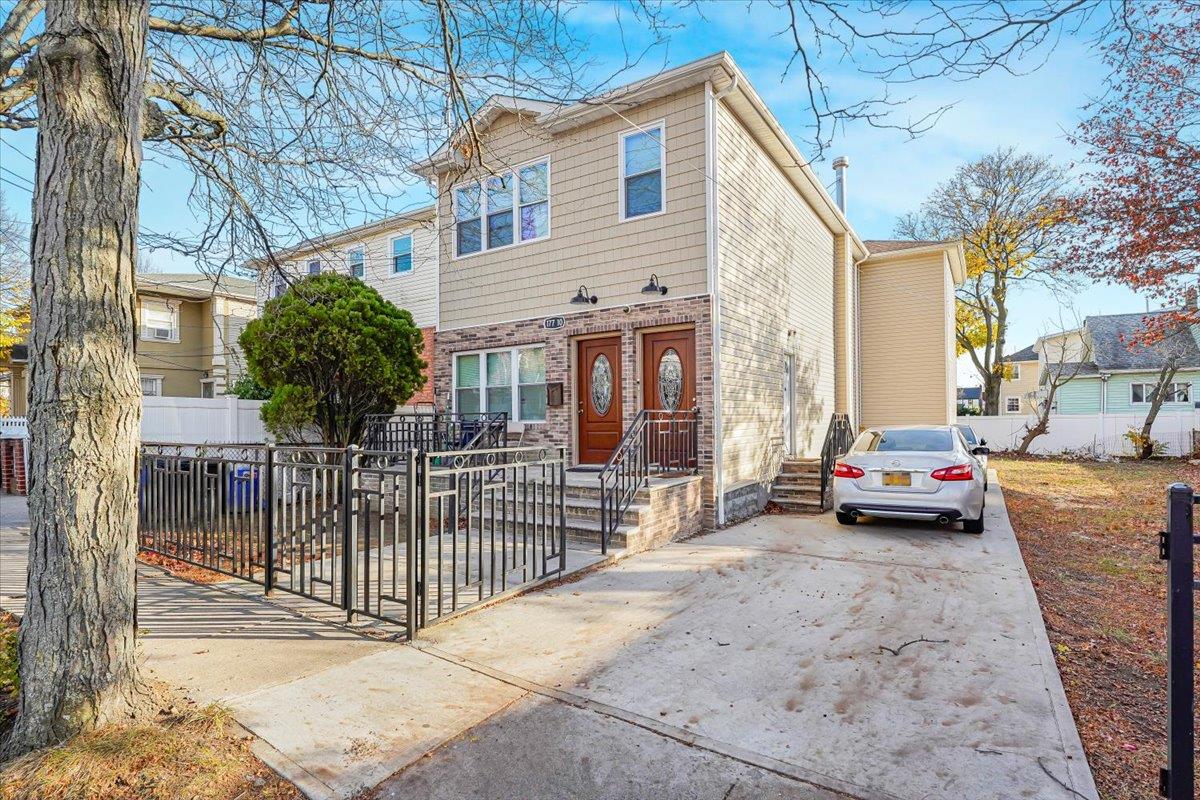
[453,345,547,422]
[307,259,321,275]
[348,246,364,278]
[140,300,178,342]
[140,376,163,396]
[392,235,412,274]
[620,122,665,219]
[454,158,550,257]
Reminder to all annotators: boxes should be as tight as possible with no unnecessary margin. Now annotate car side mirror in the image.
[972,446,990,456]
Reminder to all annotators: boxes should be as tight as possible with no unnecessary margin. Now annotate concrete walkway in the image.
[0,479,1097,800]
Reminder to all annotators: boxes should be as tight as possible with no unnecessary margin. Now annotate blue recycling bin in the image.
[227,464,261,511]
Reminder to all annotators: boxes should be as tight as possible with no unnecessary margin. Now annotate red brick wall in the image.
[0,438,27,495]
[433,296,718,527]
[407,326,436,406]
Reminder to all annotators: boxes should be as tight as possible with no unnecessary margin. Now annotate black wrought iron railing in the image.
[597,408,699,554]
[819,413,855,509]
[362,411,508,454]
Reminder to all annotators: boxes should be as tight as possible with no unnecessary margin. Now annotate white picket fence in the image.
[1,397,267,444]
[959,411,1200,457]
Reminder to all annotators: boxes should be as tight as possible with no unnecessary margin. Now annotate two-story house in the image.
[999,344,1041,414]
[1,272,258,413]
[260,205,438,406]
[409,51,964,528]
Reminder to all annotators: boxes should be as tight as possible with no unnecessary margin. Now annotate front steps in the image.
[771,458,826,513]
[470,470,704,555]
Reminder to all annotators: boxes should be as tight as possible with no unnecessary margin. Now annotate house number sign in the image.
[543,316,565,330]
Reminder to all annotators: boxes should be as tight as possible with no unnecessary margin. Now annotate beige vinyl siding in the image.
[859,251,956,427]
[1001,359,1040,414]
[832,232,855,415]
[270,219,438,329]
[436,88,709,330]
[715,101,836,486]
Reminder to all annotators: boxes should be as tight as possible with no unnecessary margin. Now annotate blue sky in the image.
[0,1,1151,385]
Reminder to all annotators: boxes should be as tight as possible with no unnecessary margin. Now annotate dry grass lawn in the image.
[994,455,1199,800]
[0,615,299,800]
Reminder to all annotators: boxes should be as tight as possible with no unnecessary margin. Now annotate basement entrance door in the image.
[577,336,623,464]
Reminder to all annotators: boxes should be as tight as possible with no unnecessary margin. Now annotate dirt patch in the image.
[994,455,1200,800]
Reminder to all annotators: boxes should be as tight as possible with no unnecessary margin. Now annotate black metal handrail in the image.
[363,411,508,454]
[819,413,855,509]
[597,408,699,554]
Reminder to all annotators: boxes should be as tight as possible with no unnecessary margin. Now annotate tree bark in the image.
[3,0,149,756]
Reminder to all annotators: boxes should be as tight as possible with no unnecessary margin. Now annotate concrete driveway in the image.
[0,479,1097,799]
[369,478,1096,799]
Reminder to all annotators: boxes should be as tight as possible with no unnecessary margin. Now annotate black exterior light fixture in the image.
[571,285,598,305]
[641,273,668,296]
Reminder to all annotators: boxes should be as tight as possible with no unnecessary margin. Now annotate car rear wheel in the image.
[963,498,985,534]
[836,511,857,526]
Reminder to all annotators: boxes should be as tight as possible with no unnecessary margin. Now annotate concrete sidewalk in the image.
[0,479,1097,800]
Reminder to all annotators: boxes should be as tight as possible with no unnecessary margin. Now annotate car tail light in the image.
[833,462,864,479]
[930,463,973,481]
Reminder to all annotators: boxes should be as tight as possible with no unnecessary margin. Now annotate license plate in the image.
[882,471,911,487]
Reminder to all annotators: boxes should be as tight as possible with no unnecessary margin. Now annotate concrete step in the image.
[770,496,824,513]
[467,494,646,529]
[772,485,822,499]
[468,507,643,551]
[774,474,822,487]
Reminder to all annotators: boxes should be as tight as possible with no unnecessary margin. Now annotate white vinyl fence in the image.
[1,397,267,444]
[959,411,1200,457]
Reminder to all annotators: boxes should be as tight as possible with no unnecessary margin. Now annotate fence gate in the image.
[138,442,568,639]
[1161,484,1196,800]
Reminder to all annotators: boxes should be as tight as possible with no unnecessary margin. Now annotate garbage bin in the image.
[227,464,261,510]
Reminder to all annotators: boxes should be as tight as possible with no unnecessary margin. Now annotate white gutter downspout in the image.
[708,73,737,525]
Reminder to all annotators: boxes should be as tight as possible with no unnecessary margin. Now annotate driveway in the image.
[0,479,1096,799]
[367,477,1096,800]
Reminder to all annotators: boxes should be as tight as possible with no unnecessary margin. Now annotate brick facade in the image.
[1,438,27,495]
[408,325,437,406]
[434,296,719,527]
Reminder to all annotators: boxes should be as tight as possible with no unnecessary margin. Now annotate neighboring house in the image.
[1000,343,1040,415]
[957,386,982,412]
[411,50,964,526]
[1,273,257,414]
[1050,310,1200,416]
[258,206,438,406]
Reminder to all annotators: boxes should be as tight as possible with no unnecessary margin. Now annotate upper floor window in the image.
[620,123,665,219]
[348,246,365,278]
[307,259,321,275]
[454,158,550,257]
[392,235,413,273]
[139,300,178,343]
[271,272,287,298]
[1009,363,1021,380]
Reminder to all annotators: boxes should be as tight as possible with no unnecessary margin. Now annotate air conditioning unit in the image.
[150,327,173,340]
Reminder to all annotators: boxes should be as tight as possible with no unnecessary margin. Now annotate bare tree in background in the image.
[0,0,670,756]
[896,148,1074,415]
[1127,323,1195,459]
[1015,320,1091,454]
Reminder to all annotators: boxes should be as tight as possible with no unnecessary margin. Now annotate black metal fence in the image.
[137,441,566,638]
[1161,484,1195,800]
[363,412,508,453]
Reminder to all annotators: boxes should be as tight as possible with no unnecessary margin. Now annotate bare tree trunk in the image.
[1137,360,1179,460]
[3,0,149,756]
[982,371,1001,416]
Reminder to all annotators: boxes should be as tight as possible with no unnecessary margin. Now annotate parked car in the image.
[833,425,989,533]
[954,423,988,486]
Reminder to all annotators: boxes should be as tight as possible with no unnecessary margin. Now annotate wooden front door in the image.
[576,336,623,464]
[642,328,697,468]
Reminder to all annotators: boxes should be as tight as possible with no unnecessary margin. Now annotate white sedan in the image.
[832,425,989,533]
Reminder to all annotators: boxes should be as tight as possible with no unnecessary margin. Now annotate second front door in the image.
[576,336,623,464]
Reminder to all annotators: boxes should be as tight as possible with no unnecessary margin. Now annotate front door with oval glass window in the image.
[576,336,623,464]
[642,328,697,469]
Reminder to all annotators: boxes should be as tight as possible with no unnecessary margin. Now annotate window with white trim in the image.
[1009,363,1021,380]
[453,158,550,257]
[391,235,413,273]
[453,345,547,422]
[200,379,216,399]
[1005,396,1021,413]
[1132,381,1191,404]
[620,123,665,219]
[348,246,364,278]
[139,300,178,343]
[140,376,163,396]
[307,259,321,275]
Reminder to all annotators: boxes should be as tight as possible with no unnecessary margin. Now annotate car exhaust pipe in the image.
[850,510,861,520]
[936,515,950,525]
